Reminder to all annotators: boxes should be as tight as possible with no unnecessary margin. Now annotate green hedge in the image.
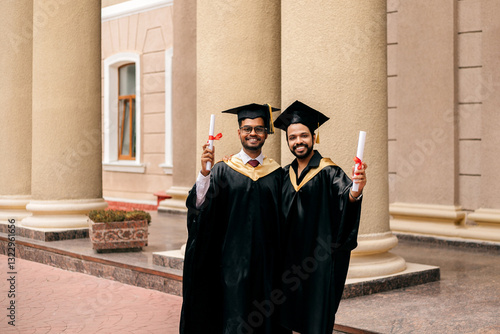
[88,209,152,224]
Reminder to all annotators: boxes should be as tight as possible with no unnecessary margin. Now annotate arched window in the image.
[103,53,144,173]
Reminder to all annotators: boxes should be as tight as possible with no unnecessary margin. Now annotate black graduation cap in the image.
[273,100,329,143]
[221,103,280,134]
[273,100,329,133]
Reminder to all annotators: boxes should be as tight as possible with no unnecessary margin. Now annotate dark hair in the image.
[238,117,266,128]
[285,124,315,141]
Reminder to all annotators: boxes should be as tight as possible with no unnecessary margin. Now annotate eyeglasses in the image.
[239,126,267,135]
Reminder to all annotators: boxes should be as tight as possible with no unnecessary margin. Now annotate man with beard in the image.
[273,100,367,334]
[180,103,290,334]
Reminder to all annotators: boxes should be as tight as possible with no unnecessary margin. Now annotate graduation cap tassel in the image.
[316,122,320,143]
[267,104,275,134]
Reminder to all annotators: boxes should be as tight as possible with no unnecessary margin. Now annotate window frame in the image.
[159,47,173,174]
[103,52,144,173]
[117,63,136,161]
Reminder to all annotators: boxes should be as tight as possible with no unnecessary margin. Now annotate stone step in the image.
[152,248,440,300]
[0,229,441,300]
[153,249,184,271]
[0,221,88,241]
[0,234,183,296]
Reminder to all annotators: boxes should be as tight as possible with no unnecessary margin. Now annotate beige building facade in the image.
[0,0,498,280]
[387,0,500,242]
[101,0,174,206]
[97,0,500,246]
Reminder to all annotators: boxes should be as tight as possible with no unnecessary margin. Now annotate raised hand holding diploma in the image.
[201,115,222,176]
[351,131,367,195]
[206,114,216,171]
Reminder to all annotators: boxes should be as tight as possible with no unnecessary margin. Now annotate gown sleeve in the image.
[181,164,226,334]
[331,167,362,252]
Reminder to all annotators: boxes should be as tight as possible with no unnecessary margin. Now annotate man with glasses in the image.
[180,103,290,334]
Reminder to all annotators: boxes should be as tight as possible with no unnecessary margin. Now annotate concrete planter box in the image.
[89,219,148,252]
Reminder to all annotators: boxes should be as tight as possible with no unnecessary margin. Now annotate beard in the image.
[291,142,314,159]
[241,136,264,151]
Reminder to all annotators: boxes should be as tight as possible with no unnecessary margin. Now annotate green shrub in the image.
[89,209,151,224]
[125,210,152,224]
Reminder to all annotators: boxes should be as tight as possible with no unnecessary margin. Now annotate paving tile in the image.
[336,240,500,333]
[1,211,498,333]
[0,256,182,333]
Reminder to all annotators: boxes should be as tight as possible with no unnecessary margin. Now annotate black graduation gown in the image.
[280,151,362,334]
[180,155,287,334]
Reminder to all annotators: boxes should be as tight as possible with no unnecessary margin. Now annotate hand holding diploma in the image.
[350,131,367,201]
[201,143,215,177]
[201,114,222,176]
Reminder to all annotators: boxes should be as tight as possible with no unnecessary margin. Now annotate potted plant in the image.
[88,209,151,252]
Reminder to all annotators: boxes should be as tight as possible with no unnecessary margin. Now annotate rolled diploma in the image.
[206,114,215,171]
[352,131,366,192]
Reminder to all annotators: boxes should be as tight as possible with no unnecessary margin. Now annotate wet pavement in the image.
[0,255,182,333]
[0,210,499,333]
[335,239,500,333]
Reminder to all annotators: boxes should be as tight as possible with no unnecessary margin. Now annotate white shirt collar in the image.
[236,148,265,166]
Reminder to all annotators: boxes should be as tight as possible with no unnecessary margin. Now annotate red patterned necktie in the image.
[248,159,259,168]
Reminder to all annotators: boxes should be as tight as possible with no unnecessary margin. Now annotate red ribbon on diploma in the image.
[209,133,223,141]
[207,133,223,145]
[353,156,363,174]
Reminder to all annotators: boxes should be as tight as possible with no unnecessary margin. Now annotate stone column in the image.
[155,0,281,260]
[467,0,500,242]
[196,0,281,165]
[0,0,33,224]
[22,0,107,229]
[281,0,405,277]
[388,1,467,236]
[158,0,197,213]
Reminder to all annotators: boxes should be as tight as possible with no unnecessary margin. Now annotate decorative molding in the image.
[349,252,407,279]
[462,208,500,242]
[390,202,467,238]
[102,0,174,22]
[0,195,32,222]
[0,195,31,208]
[25,199,107,214]
[159,163,173,175]
[389,202,500,242]
[349,232,406,278]
[390,202,466,224]
[22,199,108,229]
[468,208,500,224]
[164,47,173,170]
[353,232,399,255]
[103,162,146,174]
[158,186,190,213]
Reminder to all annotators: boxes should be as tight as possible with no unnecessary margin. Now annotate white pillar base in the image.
[158,186,190,213]
[21,198,108,229]
[349,232,407,278]
[0,196,32,223]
